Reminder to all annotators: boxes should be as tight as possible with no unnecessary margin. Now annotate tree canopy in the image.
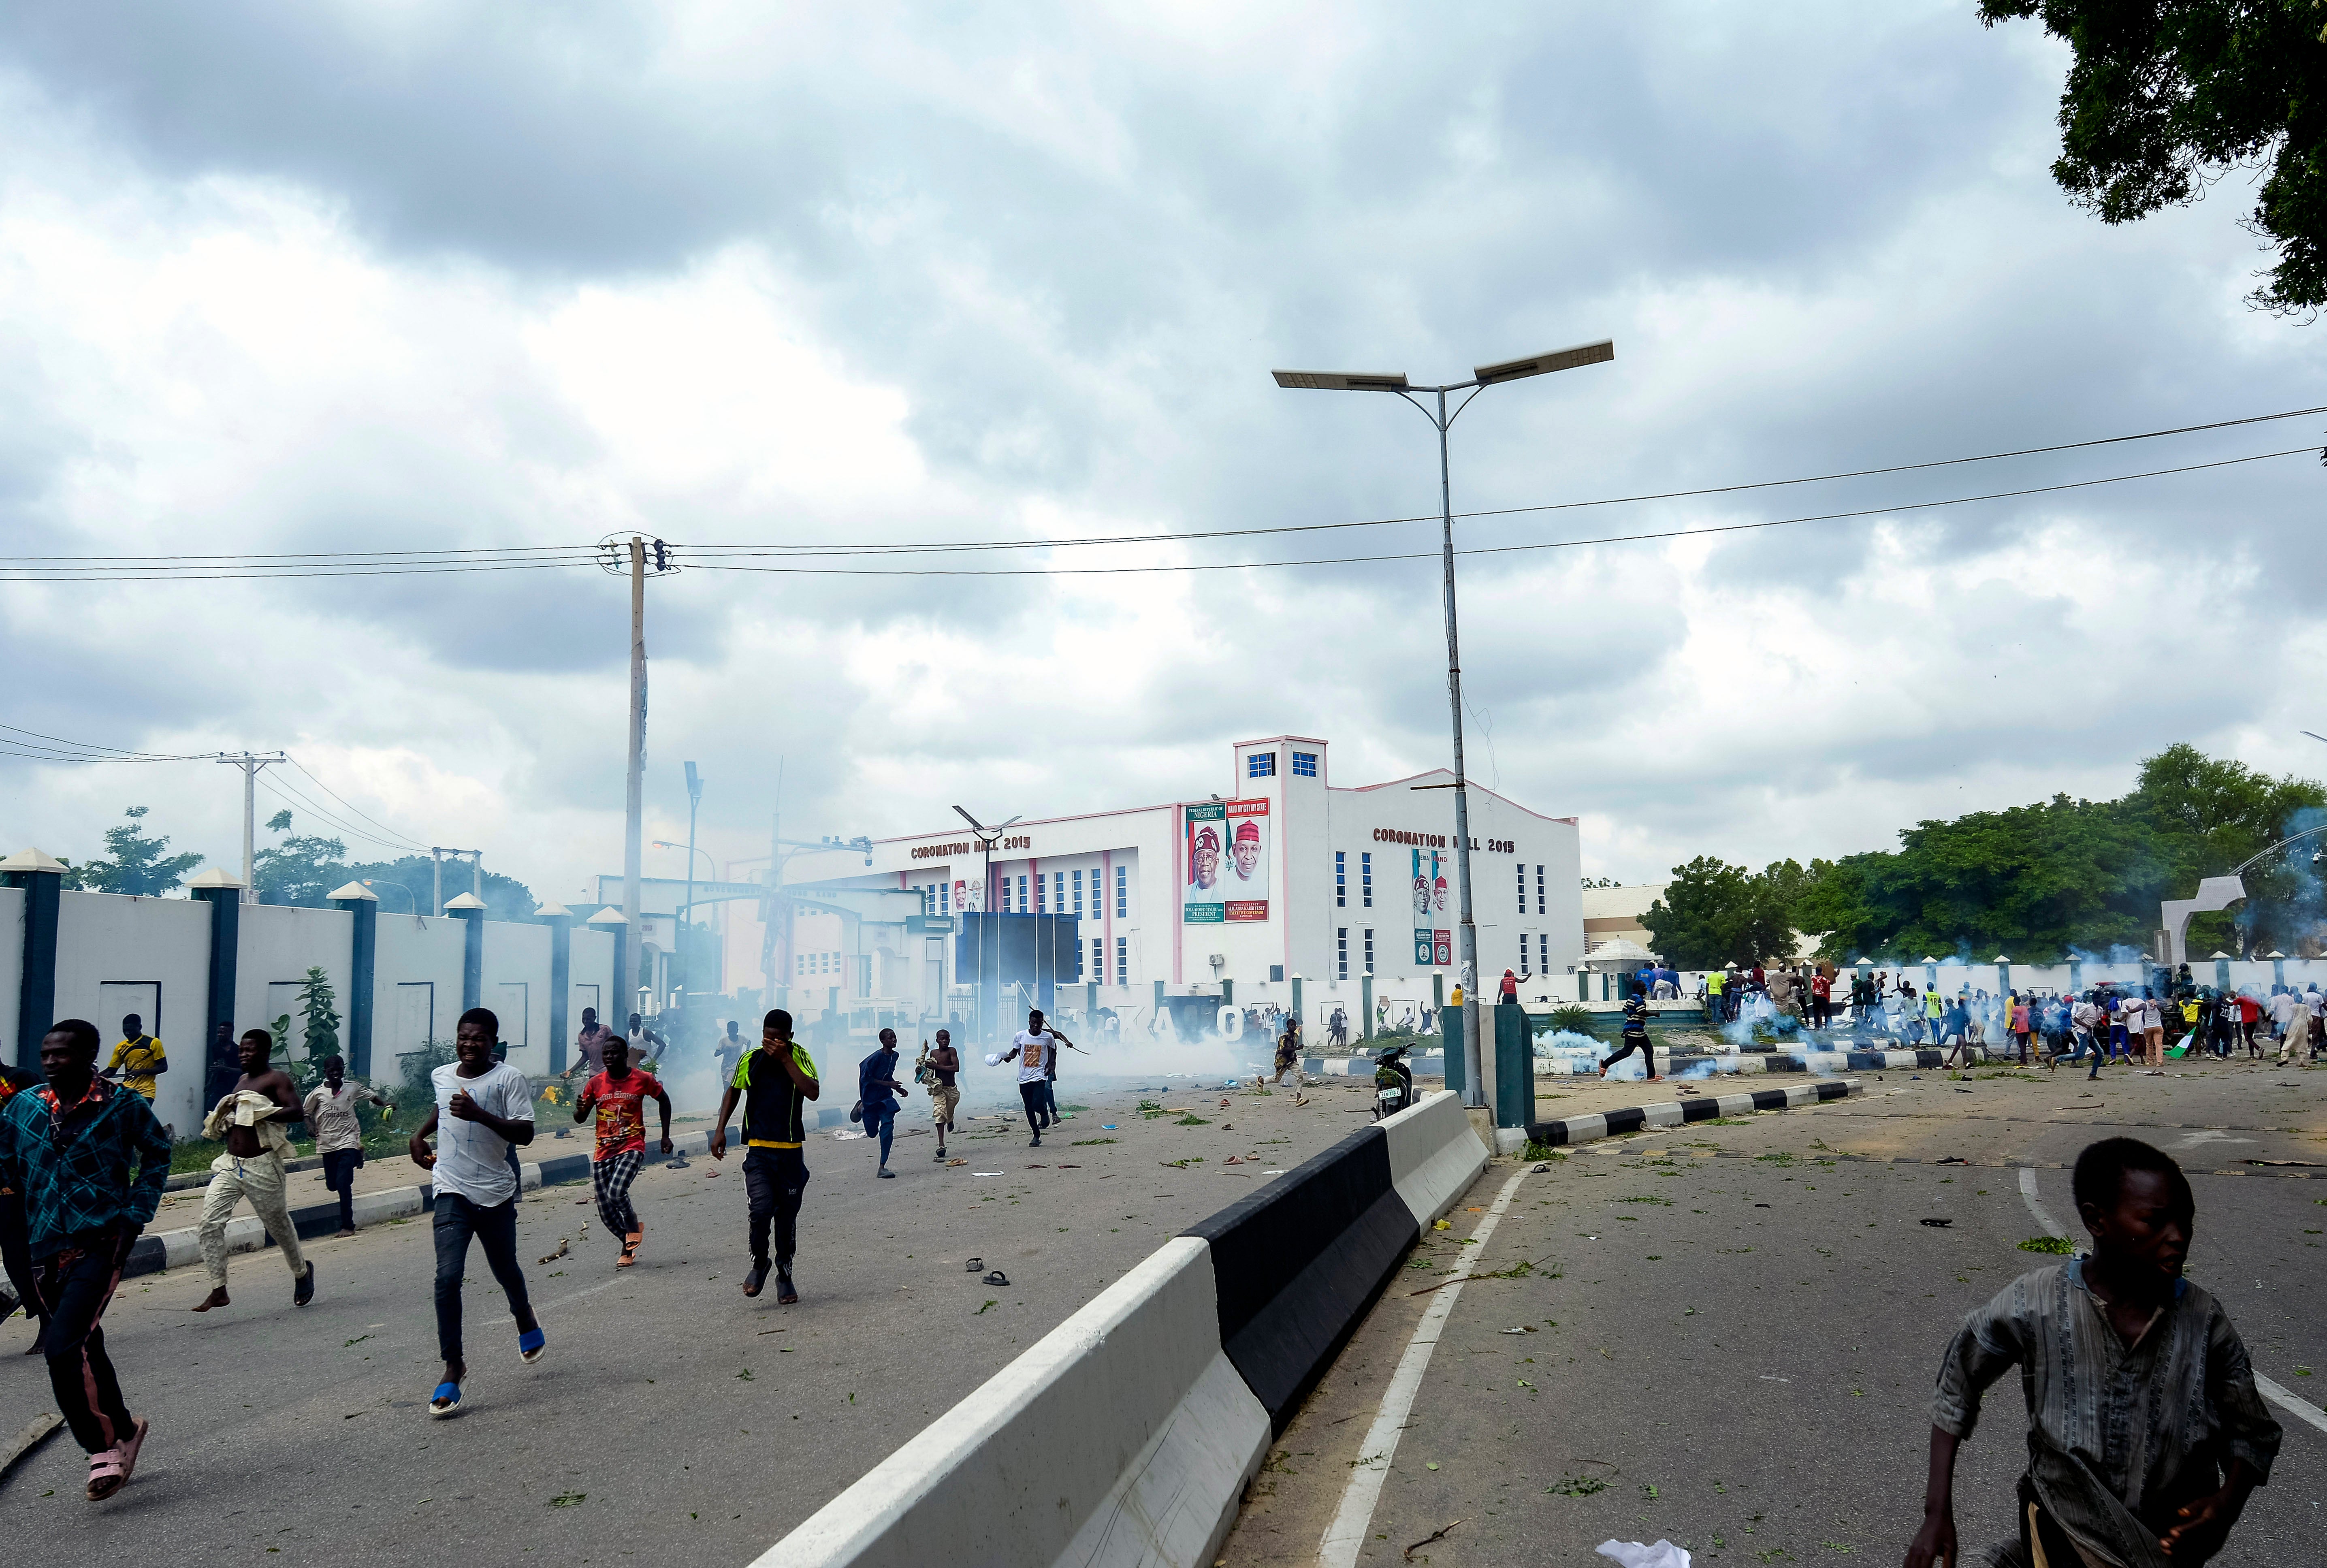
[1980,1,2327,312]
[1642,856,1822,967]
[61,806,203,895]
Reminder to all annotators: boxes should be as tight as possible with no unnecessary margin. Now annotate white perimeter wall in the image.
[0,886,21,1067]
[53,892,211,1135]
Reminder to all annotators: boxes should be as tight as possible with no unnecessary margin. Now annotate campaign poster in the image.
[952,875,983,913]
[1414,928,1433,966]
[1433,929,1453,967]
[1183,801,1226,923]
[1223,798,1269,921]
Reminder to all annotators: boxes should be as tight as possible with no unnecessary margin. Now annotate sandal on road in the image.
[518,1327,547,1365]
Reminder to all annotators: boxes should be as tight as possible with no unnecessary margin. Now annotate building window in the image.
[1016,874,1028,912]
[1072,868,1084,914]
[1361,852,1373,907]
[1114,936,1128,986]
[1537,933,1549,973]
[1337,928,1348,979]
[1090,937,1102,979]
[1290,751,1317,778]
[1363,928,1375,974]
[940,883,950,915]
[1516,863,1526,913]
[1535,864,1544,915]
[1247,752,1276,779]
[1114,864,1128,918]
[1335,850,1346,908]
[1053,871,1065,913]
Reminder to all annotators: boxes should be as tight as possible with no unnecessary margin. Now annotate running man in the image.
[193,1028,314,1312]
[303,1056,392,1237]
[566,1006,614,1081]
[715,1019,746,1087]
[1272,1015,1301,1088]
[1599,985,1658,1080]
[1001,1009,1063,1146]
[574,1037,671,1267]
[102,1015,167,1105]
[0,1020,170,1500]
[408,1007,544,1416]
[1902,1137,2279,1568]
[857,1028,908,1180]
[924,1030,960,1160]
[710,1009,819,1303]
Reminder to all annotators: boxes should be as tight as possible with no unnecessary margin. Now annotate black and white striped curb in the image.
[1527,1078,1862,1148]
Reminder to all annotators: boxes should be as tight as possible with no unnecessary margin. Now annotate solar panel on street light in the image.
[1271,369,1412,391]
[1472,339,1615,385]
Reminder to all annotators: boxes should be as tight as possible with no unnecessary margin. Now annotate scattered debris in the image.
[2019,1235,2073,1254]
[964,1257,982,1272]
[1920,1218,1953,1228]
[982,1270,1010,1287]
[1403,1520,1463,1560]
[1499,1325,1538,1335]
[1935,1156,1969,1165]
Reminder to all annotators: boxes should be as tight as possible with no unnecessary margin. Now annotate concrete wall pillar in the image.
[190,871,246,1108]
[330,884,379,1079]
[447,896,485,1013]
[543,906,572,1075]
[1,849,64,1071]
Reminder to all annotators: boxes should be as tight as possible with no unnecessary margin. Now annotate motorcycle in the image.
[1371,1043,1414,1122]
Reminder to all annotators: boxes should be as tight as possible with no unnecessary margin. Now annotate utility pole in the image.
[215,751,287,902]
[624,536,647,1011]
[430,847,484,915]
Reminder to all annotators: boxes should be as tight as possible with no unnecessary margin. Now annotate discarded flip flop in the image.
[1920,1217,1953,1227]
[982,1270,1010,1287]
[964,1257,983,1272]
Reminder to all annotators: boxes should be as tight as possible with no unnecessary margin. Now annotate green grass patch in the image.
[1522,1141,1567,1161]
[1174,1114,1212,1126]
[1071,1137,1118,1146]
[2018,1235,2075,1254]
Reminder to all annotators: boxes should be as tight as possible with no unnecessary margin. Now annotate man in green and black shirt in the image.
[1599,985,1658,1081]
[710,1009,820,1304]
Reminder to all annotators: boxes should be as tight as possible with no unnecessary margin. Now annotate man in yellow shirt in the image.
[104,1015,167,1103]
[709,1009,819,1305]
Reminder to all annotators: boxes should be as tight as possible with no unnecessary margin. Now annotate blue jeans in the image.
[864,1100,896,1166]
[432,1191,533,1363]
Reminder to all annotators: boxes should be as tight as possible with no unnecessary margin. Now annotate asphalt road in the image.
[1223,1058,2327,1568]
[0,1072,1371,1564]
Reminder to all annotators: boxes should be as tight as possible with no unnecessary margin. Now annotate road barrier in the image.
[758,1089,1488,1568]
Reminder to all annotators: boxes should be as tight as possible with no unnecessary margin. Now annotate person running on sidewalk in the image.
[924,1030,960,1160]
[408,1007,544,1417]
[102,1015,167,1106]
[193,1029,314,1313]
[0,1020,170,1500]
[1001,1010,1062,1145]
[1599,985,1657,1080]
[574,1036,671,1267]
[710,1009,819,1303]
[1901,1137,2280,1568]
[303,1055,392,1238]
[856,1029,908,1179]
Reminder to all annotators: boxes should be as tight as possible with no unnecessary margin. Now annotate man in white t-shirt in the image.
[1000,1009,1062,1148]
[407,1007,544,1417]
[2267,988,2299,1054]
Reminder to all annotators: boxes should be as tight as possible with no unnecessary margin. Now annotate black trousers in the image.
[743,1147,809,1267]
[431,1192,532,1363]
[36,1236,133,1454]
[321,1149,363,1230]
[1019,1080,1049,1133]
[1601,1034,1656,1077]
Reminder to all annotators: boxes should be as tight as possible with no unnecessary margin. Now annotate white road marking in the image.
[2018,1167,2065,1239]
[536,1276,627,1314]
[1318,1166,1531,1568]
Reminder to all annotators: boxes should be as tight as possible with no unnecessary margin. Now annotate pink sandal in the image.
[85,1449,126,1501]
[116,1417,149,1482]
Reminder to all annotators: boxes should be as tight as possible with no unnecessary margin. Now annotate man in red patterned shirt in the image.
[572,1037,671,1268]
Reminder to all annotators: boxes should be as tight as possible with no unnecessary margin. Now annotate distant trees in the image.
[1642,856,1825,968]
[61,806,203,895]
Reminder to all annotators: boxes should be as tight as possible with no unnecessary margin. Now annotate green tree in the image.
[1979,1,2327,312]
[252,811,352,907]
[345,854,541,922]
[1642,857,1804,967]
[63,806,204,895]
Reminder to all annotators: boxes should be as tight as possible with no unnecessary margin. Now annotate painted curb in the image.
[1526,1078,1863,1147]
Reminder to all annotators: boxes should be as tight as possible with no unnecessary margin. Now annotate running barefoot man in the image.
[0,1021,170,1500]
[574,1037,671,1267]
[710,1009,819,1305]
[409,1007,544,1416]
[193,1028,313,1312]
[925,1030,961,1160]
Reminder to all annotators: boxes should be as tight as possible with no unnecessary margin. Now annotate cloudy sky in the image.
[2,2,2319,901]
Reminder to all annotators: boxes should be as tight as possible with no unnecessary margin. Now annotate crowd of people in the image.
[0,1001,1097,1502]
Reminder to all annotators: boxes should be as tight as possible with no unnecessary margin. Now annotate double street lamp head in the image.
[1271,338,1613,393]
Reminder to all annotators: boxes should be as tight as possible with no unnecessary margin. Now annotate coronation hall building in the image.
[748,734,1585,1040]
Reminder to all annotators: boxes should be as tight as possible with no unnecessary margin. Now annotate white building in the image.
[726,734,1585,1041]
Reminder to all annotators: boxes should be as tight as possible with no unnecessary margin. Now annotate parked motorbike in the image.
[1372,1043,1414,1122]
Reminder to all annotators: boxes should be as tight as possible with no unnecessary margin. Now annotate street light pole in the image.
[1275,340,1614,1110]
